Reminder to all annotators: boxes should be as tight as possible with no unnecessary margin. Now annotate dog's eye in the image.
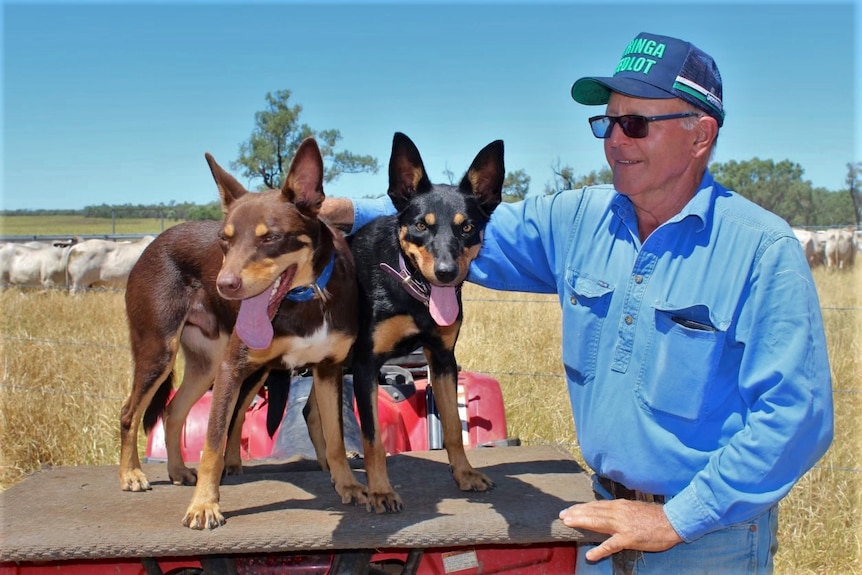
[461,223,474,235]
[415,222,427,232]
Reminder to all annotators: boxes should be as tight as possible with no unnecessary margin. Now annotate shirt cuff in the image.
[351,196,396,235]
[662,484,718,543]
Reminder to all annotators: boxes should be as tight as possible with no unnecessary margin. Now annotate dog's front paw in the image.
[366,490,403,514]
[119,469,151,492]
[335,481,368,506]
[452,467,495,492]
[224,450,244,476]
[224,462,243,476]
[168,465,197,486]
[182,503,225,530]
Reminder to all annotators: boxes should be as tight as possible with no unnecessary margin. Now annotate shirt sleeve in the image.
[663,236,834,541]
[469,191,586,294]
[351,196,396,235]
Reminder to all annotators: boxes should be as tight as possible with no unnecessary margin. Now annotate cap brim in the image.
[571,76,676,105]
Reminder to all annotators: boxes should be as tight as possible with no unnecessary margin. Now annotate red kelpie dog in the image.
[349,133,504,512]
[117,139,365,529]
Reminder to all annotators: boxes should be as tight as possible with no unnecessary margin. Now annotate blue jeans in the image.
[575,505,778,574]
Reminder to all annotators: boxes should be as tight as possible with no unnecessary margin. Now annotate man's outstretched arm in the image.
[320,196,396,235]
[319,197,356,234]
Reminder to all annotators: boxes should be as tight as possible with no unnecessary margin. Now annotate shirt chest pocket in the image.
[562,273,615,386]
[636,305,728,421]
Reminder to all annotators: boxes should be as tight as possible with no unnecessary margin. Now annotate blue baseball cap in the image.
[571,32,725,127]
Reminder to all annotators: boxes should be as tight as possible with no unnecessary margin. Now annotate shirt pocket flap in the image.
[572,275,614,299]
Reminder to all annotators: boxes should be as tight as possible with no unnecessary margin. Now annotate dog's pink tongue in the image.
[236,289,274,350]
[429,285,459,326]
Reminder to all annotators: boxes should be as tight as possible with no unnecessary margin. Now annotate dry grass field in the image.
[0,264,859,573]
[0,214,178,237]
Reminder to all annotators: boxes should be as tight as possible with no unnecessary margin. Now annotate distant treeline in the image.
[2,202,224,221]
[3,161,859,230]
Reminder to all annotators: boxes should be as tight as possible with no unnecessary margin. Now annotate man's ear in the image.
[692,116,719,159]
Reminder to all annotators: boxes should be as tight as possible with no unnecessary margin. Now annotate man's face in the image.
[603,92,702,202]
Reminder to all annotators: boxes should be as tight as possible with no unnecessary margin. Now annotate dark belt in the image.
[598,476,666,504]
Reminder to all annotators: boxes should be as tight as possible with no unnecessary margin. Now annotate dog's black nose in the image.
[434,261,459,284]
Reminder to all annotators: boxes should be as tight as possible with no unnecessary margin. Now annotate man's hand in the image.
[319,197,356,233]
[558,499,683,562]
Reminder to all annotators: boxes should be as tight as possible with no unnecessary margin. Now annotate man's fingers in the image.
[585,535,626,562]
[559,499,684,556]
[559,500,617,531]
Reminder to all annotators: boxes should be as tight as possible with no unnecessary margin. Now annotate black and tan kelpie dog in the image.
[349,132,504,512]
[118,138,367,529]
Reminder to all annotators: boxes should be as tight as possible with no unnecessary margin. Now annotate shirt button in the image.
[625,315,633,325]
[571,296,577,305]
[635,274,643,284]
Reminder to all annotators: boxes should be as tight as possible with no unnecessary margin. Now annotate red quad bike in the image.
[1,353,578,575]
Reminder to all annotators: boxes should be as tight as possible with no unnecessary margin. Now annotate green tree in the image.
[708,157,860,226]
[429,163,530,202]
[502,169,531,202]
[544,159,576,194]
[187,202,224,221]
[572,167,613,189]
[232,90,379,189]
[812,187,856,226]
[709,158,817,226]
[846,162,861,226]
[544,160,612,194]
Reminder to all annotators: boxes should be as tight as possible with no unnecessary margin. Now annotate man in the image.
[323,32,833,574]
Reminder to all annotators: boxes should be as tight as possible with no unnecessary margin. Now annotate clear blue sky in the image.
[2,0,859,212]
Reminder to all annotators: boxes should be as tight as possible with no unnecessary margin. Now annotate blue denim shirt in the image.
[350,171,833,542]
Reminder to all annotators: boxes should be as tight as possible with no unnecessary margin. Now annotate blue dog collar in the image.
[284,254,336,302]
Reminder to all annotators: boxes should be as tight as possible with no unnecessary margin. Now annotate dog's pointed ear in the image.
[460,140,504,216]
[205,153,248,215]
[388,132,432,212]
[283,138,325,218]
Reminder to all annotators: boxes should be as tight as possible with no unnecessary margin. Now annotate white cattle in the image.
[0,242,69,289]
[65,236,156,294]
[824,227,857,270]
[791,228,825,268]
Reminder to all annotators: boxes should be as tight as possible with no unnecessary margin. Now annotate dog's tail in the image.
[143,372,174,433]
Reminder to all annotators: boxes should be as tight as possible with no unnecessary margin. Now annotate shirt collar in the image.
[610,170,717,233]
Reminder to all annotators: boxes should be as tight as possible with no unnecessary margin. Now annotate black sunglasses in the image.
[589,112,700,139]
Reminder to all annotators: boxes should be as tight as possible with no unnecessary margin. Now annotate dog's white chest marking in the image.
[273,321,336,368]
